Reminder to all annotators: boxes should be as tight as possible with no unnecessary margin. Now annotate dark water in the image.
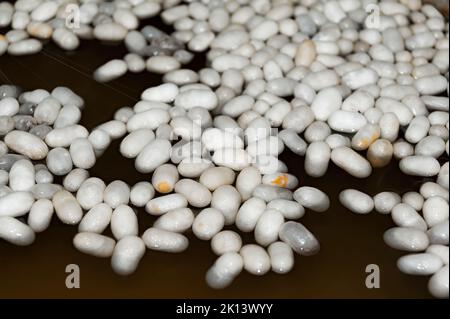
[0,16,443,298]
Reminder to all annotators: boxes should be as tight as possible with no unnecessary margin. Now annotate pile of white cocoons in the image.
[0,0,449,298]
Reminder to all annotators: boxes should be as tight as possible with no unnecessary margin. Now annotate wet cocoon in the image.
[279,221,320,256]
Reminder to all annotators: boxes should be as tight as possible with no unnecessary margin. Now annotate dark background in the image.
[0,4,447,298]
